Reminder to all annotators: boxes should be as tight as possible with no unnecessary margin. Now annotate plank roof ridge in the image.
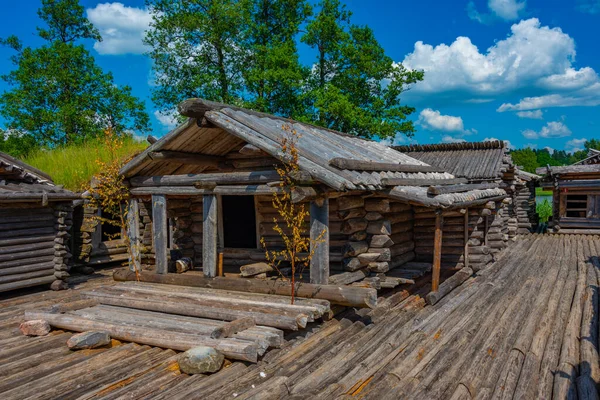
[393,139,505,153]
[0,151,53,183]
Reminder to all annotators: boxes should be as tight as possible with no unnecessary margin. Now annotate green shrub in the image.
[536,199,553,223]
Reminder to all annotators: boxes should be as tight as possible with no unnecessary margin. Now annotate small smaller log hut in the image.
[0,152,79,292]
[118,99,512,300]
[537,163,600,234]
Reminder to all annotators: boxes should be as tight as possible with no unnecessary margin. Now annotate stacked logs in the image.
[340,195,415,275]
[139,200,155,265]
[75,202,97,262]
[52,203,73,289]
[168,197,198,263]
[514,182,535,234]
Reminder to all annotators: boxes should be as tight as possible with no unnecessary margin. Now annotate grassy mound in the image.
[24,137,147,192]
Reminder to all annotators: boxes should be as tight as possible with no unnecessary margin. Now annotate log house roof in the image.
[393,140,510,181]
[0,151,78,202]
[120,99,507,207]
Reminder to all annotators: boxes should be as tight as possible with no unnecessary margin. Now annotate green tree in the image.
[510,147,538,173]
[0,0,149,147]
[0,129,38,158]
[301,0,423,140]
[145,0,246,114]
[242,0,311,116]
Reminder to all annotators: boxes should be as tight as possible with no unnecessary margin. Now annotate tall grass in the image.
[24,137,147,192]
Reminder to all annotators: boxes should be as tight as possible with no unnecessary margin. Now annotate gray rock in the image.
[178,346,224,374]
[20,320,51,336]
[67,331,111,350]
[50,280,69,291]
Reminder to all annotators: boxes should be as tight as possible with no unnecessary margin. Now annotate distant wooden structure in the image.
[0,152,79,292]
[537,161,600,233]
[117,99,512,299]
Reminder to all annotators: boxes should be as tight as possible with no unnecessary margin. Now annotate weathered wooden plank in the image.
[114,269,377,308]
[127,198,141,273]
[152,194,168,274]
[432,211,443,292]
[203,194,218,278]
[310,197,329,285]
[329,158,443,173]
[427,182,499,196]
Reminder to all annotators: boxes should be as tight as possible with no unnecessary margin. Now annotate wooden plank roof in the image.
[0,151,78,201]
[120,99,457,191]
[393,140,509,181]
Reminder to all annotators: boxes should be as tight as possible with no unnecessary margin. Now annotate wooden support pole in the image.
[203,194,218,278]
[127,198,141,273]
[151,194,168,274]
[310,196,329,285]
[464,208,469,269]
[432,210,443,292]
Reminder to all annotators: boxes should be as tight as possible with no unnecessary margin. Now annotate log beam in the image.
[151,194,168,274]
[147,151,225,167]
[329,158,444,173]
[203,194,218,278]
[310,196,329,285]
[113,269,377,308]
[428,182,499,196]
[127,198,141,273]
[432,210,443,292]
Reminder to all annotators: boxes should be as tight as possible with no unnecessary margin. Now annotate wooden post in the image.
[464,208,469,269]
[484,215,489,246]
[203,194,218,278]
[127,198,141,272]
[151,194,168,274]
[310,196,329,285]
[432,209,443,292]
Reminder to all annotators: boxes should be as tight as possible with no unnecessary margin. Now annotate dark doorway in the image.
[222,196,257,248]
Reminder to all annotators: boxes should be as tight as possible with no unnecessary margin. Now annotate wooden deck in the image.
[0,235,598,399]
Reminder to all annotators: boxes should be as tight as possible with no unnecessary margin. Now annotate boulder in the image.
[67,331,111,350]
[178,346,224,374]
[20,320,51,336]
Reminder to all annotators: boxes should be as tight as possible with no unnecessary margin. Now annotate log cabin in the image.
[0,152,79,292]
[117,99,515,297]
[394,140,539,237]
[537,162,600,234]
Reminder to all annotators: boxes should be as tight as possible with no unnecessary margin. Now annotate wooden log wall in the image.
[0,202,73,292]
[340,195,415,275]
[413,200,510,272]
[73,201,128,265]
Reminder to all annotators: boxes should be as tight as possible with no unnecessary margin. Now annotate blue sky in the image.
[1,0,600,152]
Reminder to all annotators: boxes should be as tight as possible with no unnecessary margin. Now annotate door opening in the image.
[222,196,257,248]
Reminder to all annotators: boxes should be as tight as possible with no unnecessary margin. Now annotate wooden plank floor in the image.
[1,235,598,399]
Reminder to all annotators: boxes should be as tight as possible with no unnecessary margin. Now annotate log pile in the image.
[21,281,335,362]
[513,181,536,234]
[0,203,73,292]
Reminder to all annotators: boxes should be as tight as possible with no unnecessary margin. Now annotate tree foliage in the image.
[510,139,600,173]
[145,0,423,141]
[0,0,149,147]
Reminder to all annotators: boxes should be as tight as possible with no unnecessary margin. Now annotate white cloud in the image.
[417,108,475,135]
[403,19,600,111]
[516,110,543,119]
[544,146,554,154]
[525,143,538,149]
[441,135,467,143]
[154,110,179,129]
[467,0,526,23]
[521,121,572,139]
[565,138,587,152]
[577,1,600,14]
[87,3,152,55]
